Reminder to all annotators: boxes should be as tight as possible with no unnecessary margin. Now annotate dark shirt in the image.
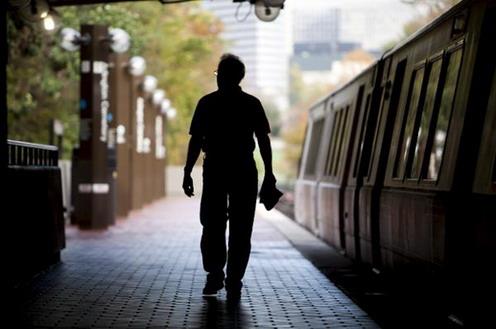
[189,86,271,163]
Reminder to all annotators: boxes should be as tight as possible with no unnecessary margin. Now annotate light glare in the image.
[43,15,55,31]
[142,75,158,93]
[60,27,81,52]
[152,89,165,106]
[109,27,131,53]
[128,56,146,76]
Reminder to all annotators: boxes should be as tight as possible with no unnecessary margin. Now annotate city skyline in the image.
[202,0,425,110]
[290,0,421,50]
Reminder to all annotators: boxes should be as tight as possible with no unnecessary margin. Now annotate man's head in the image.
[217,53,245,88]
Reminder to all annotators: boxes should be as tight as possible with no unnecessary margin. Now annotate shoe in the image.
[226,289,241,302]
[202,279,224,297]
[225,279,242,301]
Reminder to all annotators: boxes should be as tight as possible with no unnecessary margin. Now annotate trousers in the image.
[200,157,258,289]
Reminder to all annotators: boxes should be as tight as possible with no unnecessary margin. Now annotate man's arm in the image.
[257,133,275,183]
[182,134,202,197]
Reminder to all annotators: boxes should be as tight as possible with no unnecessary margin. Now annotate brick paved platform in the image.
[12,197,379,328]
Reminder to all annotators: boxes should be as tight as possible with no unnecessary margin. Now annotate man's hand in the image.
[262,171,276,187]
[182,173,194,197]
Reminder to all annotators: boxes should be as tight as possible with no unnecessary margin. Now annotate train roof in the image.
[308,94,329,113]
[306,0,472,115]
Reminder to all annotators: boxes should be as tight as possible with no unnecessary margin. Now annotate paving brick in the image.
[12,196,379,328]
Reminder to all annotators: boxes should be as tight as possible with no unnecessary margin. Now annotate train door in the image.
[318,102,351,249]
[362,57,406,267]
[313,105,336,237]
[295,101,327,233]
[344,84,366,260]
[350,89,372,261]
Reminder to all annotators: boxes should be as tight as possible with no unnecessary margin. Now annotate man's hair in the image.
[218,53,245,85]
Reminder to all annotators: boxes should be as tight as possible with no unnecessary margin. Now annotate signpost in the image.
[130,75,146,210]
[60,24,168,226]
[155,104,167,199]
[144,95,154,204]
[110,53,132,218]
[71,25,115,229]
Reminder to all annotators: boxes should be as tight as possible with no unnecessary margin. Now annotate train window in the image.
[409,58,443,178]
[304,119,325,177]
[365,86,385,179]
[333,106,350,176]
[391,60,408,110]
[425,48,463,180]
[393,66,426,178]
[330,108,347,176]
[325,110,342,176]
[353,89,368,178]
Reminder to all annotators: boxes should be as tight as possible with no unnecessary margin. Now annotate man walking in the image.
[182,53,276,301]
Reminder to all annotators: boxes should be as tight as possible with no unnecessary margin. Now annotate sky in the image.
[287,0,423,50]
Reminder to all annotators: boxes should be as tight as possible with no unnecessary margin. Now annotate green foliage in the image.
[7,15,79,155]
[7,2,223,163]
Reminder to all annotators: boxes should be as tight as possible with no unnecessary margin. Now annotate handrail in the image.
[8,139,59,167]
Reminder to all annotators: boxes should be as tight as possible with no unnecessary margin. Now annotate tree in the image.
[279,64,334,184]
[7,2,224,164]
[259,97,281,137]
[289,63,305,107]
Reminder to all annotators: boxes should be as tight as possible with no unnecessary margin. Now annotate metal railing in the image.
[8,140,59,167]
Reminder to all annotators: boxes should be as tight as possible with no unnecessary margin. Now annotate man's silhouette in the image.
[183,53,276,301]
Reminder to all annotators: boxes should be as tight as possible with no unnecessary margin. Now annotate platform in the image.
[12,196,379,328]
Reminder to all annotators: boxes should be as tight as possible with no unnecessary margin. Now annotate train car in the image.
[340,63,385,263]
[296,0,495,323]
[295,66,379,248]
[295,0,496,323]
[294,97,328,235]
[378,0,494,274]
[319,66,379,253]
[377,0,495,322]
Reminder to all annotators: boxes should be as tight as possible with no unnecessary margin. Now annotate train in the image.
[294,0,495,324]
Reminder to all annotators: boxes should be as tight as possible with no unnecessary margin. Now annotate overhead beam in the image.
[47,0,227,7]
